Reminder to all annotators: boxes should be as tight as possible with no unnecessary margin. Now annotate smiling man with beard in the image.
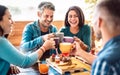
[20,1,58,60]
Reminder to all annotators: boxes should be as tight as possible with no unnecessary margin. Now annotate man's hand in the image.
[42,33,55,41]
[42,38,55,51]
[7,65,20,74]
[70,41,82,56]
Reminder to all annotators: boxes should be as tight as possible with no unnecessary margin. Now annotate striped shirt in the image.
[92,35,120,75]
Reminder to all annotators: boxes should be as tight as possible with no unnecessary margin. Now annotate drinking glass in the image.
[54,32,64,43]
[53,37,60,55]
[38,62,49,75]
[63,36,74,43]
[59,42,72,57]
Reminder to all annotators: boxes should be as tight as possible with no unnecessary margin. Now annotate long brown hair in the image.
[64,6,85,28]
[0,5,8,36]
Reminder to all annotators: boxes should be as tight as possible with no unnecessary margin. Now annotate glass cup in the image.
[53,37,60,55]
[59,42,72,57]
[38,62,49,75]
[54,32,64,43]
[54,37,60,48]
[63,36,74,43]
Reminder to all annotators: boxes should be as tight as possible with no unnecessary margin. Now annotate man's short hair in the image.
[38,1,55,12]
[97,0,120,25]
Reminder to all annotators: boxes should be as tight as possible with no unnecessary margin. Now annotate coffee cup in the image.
[63,36,74,43]
[54,32,64,42]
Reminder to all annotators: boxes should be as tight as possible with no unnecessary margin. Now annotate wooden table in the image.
[17,67,90,75]
[46,57,91,75]
[71,72,90,75]
[17,57,91,75]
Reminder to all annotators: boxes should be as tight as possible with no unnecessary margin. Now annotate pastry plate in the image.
[46,57,91,74]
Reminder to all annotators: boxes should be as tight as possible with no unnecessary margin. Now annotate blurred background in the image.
[0,0,97,22]
[1,0,102,51]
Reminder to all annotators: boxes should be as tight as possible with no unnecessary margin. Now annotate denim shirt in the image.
[20,20,58,55]
[92,35,120,75]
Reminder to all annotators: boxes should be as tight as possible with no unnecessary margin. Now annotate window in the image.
[0,0,95,21]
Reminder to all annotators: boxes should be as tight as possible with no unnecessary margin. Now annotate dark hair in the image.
[97,0,120,25]
[38,1,55,12]
[0,5,8,21]
[0,5,8,36]
[0,26,3,36]
[64,6,85,28]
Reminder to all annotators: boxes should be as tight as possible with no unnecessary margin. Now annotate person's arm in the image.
[72,41,96,64]
[82,25,91,52]
[0,37,55,68]
[76,48,97,64]
[7,65,20,74]
[74,36,88,51]
[20,24,44,52]
[20,24,58,52]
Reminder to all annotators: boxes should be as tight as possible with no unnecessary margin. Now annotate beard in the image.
[41,24,48,28]
[96,31,102,41]
[41,21,52,28]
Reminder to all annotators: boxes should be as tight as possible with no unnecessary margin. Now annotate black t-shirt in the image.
[40,30,50,61]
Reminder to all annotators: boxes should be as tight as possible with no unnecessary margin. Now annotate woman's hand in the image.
[7,65,20,74]
[74,36,88,50]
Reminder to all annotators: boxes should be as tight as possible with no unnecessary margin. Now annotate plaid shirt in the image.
[92,35,120,75]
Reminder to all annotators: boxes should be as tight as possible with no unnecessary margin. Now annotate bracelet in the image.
[40,47,45,53]
[42,45,46,51]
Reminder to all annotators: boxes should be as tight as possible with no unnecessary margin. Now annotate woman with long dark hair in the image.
[0,5,55,75]
[60,6,91,52]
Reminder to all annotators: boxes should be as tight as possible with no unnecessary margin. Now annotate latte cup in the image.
[54,32,64,42]
[63,36,74,43]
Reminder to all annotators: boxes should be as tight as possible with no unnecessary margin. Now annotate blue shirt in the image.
[20,20,58,56]
[0,37,38,75]
[92,35,120,75]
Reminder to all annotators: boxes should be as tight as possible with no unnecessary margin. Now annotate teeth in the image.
[70,21,77,24]
[71,23,76,24]
[46,22,50,24]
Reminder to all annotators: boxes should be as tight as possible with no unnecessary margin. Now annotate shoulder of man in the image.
[25,21,38,27]
[98,46,120,64]
[24,21,38,29]
[49,24,58,32]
